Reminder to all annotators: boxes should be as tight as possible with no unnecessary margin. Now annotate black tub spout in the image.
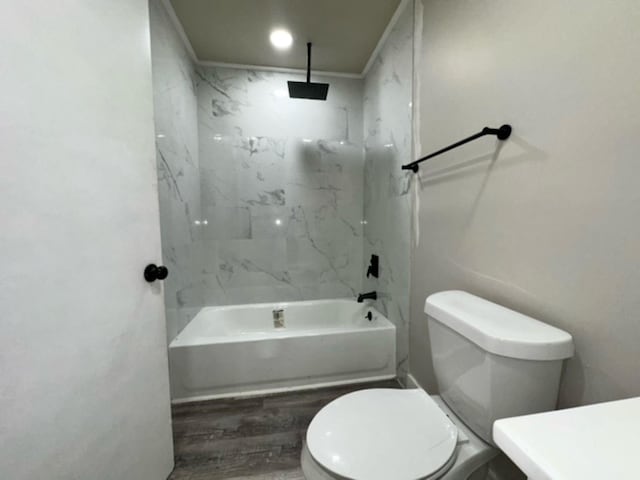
[357,291,377,303]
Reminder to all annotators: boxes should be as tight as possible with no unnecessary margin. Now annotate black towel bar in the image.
[402,124,512,173]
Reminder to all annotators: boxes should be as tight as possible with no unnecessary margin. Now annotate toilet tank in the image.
[425,291,573,445]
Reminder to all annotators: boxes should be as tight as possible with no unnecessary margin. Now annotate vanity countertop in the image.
[493,396,640,480]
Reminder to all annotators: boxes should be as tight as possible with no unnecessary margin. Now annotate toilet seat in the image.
[306,389,458,480]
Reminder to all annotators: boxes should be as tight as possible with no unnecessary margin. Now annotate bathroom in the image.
[2,0,639,479]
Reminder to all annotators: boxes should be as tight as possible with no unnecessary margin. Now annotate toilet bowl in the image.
[301,291,574,480]
[301,388,496,480]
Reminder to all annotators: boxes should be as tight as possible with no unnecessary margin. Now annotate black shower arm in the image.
[306,42,311,83]
[401,124,512,173]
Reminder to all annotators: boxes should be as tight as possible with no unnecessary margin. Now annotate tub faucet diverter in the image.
[357,291,377,303]
[273,308,285,328]
[366,254,379,278]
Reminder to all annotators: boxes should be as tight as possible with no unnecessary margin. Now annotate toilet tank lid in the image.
[425,291,574,361]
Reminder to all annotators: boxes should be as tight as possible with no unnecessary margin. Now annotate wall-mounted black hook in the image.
[144,264,169,283]
[366,254,379,278]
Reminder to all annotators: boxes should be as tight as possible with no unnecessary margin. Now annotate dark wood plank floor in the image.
[168,380,401,480]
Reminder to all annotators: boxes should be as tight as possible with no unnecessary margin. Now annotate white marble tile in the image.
[196,68,358,141]
[150,0,203,343]
[202,206,251,239]
[250,206,290,238]
[363,2,414,381]
[197,66,365,306]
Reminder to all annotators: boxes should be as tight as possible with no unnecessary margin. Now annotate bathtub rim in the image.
[169,298,393,348]
[187,297,375,314]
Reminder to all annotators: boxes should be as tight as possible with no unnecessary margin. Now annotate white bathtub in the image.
[168,299,396,403]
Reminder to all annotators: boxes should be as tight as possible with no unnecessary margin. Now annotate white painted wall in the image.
[411,0,640,410]
[0,1,174,478]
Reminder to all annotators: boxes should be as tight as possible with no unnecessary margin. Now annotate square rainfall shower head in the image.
[287,81,329,100]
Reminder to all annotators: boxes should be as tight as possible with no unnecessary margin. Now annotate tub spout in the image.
[357,291,377,303]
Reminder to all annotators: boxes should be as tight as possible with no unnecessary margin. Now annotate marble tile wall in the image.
[196,67,365,305]
[149,0,204,342]
[150,0,411,353]
[362,2,414,382]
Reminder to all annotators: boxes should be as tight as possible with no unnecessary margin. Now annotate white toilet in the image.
[301,291,574,480]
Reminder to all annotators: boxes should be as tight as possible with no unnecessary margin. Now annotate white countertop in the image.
[493,397,640,480]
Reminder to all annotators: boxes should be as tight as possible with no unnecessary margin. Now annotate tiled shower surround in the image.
[362,3,414,380]
[149,0,413,380]
[149,0,203,342]
[196,68,365,306]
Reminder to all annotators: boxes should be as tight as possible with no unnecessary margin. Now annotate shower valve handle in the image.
[144,264,169,283]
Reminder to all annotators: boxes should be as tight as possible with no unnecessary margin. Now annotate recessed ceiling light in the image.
[270,29,293,50]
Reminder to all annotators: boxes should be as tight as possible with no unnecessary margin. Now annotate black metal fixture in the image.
[357,291,377,303]
[401,124,512,173]
[288,42,329,101]
[366,254,379,278]
[144,264,169,283]
[365,311,373,321]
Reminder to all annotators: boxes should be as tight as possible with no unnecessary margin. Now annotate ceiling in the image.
[169,0,402,74]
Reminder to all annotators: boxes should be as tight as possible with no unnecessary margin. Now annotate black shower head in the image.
[288,42,329,101]
[287,80,329,100]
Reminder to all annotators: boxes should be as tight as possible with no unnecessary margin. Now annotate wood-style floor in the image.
[168,380,401,480]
